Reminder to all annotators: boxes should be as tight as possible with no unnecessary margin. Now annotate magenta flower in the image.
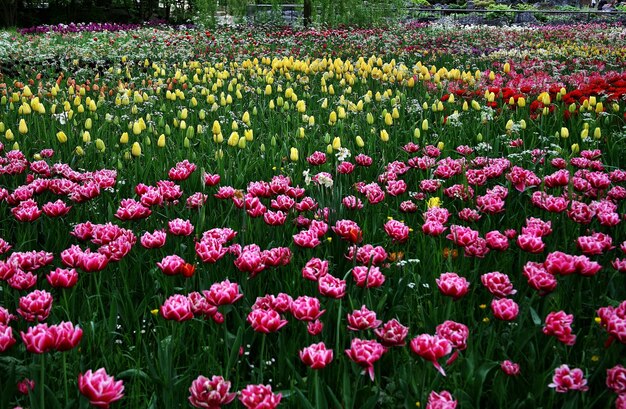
[345,338,386,381]
[17,378,35,395]
[78,368,124,408]
[490,298,519,321]
[291,296,325,321]
[347,305,382,331]
[203,280,243,306]
[50,321,83,351]
[410,334,452,376]
[501,360,521,376]
[17,290,53,322]
[426,390,457,409]
[374,319,409,347]
[299,342,334,369]
[543,311,576,346]
[46,267,78,288]
[480,271,516,298]
[188,375,236,408]
[606,365,626,395]
[247,309,288,333]
[160,294,194,322]
[168,218,194,236]
[239,384,281,409]
[0,324,16,352]
[352,266,386,288]
[384,219,409,243]
[20,323,54,354]
[436,272,470,300]
[548,365,589,393]
[318,274,346,299]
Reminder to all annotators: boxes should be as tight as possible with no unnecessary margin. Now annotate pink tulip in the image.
[168,218,194,236]
[203,280,243,306]
[345,338,386,381]
[188,375,235,408]
[160,294,194,321]
[384,219,409,243]
[501,360,521,376]
[42,199,72,217]
[291,296,325,321]
[78,368,124,408]
[17,290,53,322]
[480,272,516,298]
[347,305,382,331]
[50,321,83,351]
[247,309,288,333]
[410,334,452,376]
[302,258,329,281]
[491,298,519,321]
[548,365,589,393]
[239,384,281,409]
[436,273,470,300]
[20,323,54,354]
[17,378,35,395]
[374,319,409,347]
[543,311,575,346]
[157,255,186,275]
[318,274,346,299]
[203,173,221,186]
[426,390,457,409]
[46,267,79,288]
[300,342,333,369]
[352,266,386,288]
[307,320,324,336]
[0,324,16,352]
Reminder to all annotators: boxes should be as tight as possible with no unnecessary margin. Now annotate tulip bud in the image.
[5,129,14,140]
[380,129,389,142]
[95,138,106,152]
[131,142,141,157]
[332,137,341,150]
[560,127,569,138]
[120,132,129,144]
[158,134,166,147]
[594,127,601,139]
[56,131,68,144]
[356,135,364,147]
[290,147,299,161]
[422,119,429,131]
[18,119,28,134]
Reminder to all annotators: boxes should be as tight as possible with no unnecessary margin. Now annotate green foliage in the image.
[411,0,432,7]
[473,0,495,9]
[486,3,513,20]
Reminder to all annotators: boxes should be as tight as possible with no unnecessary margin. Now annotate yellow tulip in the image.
[5,129,14,140]
[571,143,579,154]
[594,127,602,139]
[228,131,239,147]
[356,135,364,147]
[290,147,299,161]
[437,141,445,150]
[120,132,129,144]
[75,146,84,156]
[157,134,166,147]
[332,137,341,150]
[56,131,68,144]
[503,62,510,73]
[422,119,429,131]
[245,129,253,141]
[380,129,389,142]
[18,119,28,134]
[560,127,569,138]
[131,142,142,157]
[95,139,106,152]
[384,113,393,126]
[212,121,221,135]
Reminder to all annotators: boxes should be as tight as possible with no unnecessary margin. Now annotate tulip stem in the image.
[40,354,45,409]
[62,352,69,404]
[259,335,266,382]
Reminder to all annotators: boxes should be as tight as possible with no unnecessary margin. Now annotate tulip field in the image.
[1,21,626,409]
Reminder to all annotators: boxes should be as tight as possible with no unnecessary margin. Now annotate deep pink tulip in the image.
[347,305,382,331]
[491,298,519,321]
[46,267,78,288]
[160,294,194,321]
[188,375,235,408]
[607,365,626,395]
[410,334,452,376]
[345,338,386,381]
[0,324,16,352]
[501,360,521,376]
[78,368,124,408]
[17,290,53,322]
[300,342,333,369]
[426,390,457,409]
[20,323,54,353]
[374,319,409,347]
[436,273,469,300]
[291,296,325,321]
[548,365,589,393]
[481,272,516,298]
[318,274,346,299]
[239,384,281,409]
[50,321,83,351]
[247,309,287,333]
